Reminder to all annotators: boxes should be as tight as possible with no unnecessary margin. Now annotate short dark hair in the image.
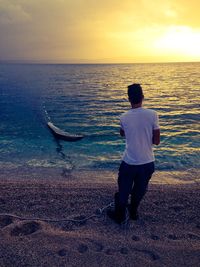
[127,83,144,104]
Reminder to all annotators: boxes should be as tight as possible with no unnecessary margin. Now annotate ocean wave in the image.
[0,62,199,182]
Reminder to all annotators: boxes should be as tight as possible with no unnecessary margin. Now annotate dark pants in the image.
[117,161,155,211]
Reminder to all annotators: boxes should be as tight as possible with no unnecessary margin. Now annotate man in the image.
[107,83,160,224]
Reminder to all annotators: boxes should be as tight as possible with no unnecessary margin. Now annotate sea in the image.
[0,62,199,184]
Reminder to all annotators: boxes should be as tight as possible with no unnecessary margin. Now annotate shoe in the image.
[129,211,139,220]
[107,209,126,224]
[127,204,139,220]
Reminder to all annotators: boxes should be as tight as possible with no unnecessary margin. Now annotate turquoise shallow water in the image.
[0,63,199,181]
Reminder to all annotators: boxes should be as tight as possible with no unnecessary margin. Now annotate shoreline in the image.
[0,174,200,266]
[0,165,199,185]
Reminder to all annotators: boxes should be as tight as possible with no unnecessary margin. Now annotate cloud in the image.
[0,0,31,24]
[0,0,199,62]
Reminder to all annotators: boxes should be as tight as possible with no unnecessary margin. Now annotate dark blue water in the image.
[0,63,199,181]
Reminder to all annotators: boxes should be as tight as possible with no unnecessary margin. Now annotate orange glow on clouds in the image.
[0,0,199,63]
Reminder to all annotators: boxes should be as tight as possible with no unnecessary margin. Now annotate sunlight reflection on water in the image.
[0,62,199,182]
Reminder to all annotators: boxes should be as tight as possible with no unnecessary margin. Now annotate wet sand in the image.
[0,175,200,267]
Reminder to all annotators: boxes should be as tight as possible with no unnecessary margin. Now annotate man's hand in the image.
[153,129,160,145]
[120,128,125,137]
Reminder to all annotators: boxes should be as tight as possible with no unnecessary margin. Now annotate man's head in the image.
[127,83,144,105]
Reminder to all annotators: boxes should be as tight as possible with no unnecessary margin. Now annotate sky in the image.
[0,0,200,63]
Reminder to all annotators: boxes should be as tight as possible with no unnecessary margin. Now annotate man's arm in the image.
[120,127,125,137]
[153,129,160,145]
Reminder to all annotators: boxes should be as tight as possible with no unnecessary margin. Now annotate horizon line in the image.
[0,59,200,65]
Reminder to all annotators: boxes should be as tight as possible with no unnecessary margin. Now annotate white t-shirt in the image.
[120,107,159,165]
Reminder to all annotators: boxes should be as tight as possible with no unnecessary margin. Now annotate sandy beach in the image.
[0,173,200,267]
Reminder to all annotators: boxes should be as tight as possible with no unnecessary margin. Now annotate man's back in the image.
[107,83,160,224]
[120,107,159,165]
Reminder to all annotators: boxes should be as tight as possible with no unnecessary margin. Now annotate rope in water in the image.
[0,202,114,223]
[43,104,51,122]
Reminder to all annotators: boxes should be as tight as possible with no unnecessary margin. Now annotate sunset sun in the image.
[154,26,200,59]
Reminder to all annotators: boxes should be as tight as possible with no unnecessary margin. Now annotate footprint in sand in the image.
[133,248,160,261]
[131,235,140,241]
[0,216,13,228]
[77,243,88,253]
[10,221,41,236]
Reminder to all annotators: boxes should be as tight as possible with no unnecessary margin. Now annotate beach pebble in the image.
[58,249,67,257]
[0,198,6,205]
[169,205,184,212]
[77,244,88,253]
[132,235,140,241]
[150,234,160,240]
[91,241,104,252]
[105,248,115,255]
[167,234,178,240]
[120,247,128,254]
[196,223,200,229]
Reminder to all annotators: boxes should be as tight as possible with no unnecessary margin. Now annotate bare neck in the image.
[131,102,142,109]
